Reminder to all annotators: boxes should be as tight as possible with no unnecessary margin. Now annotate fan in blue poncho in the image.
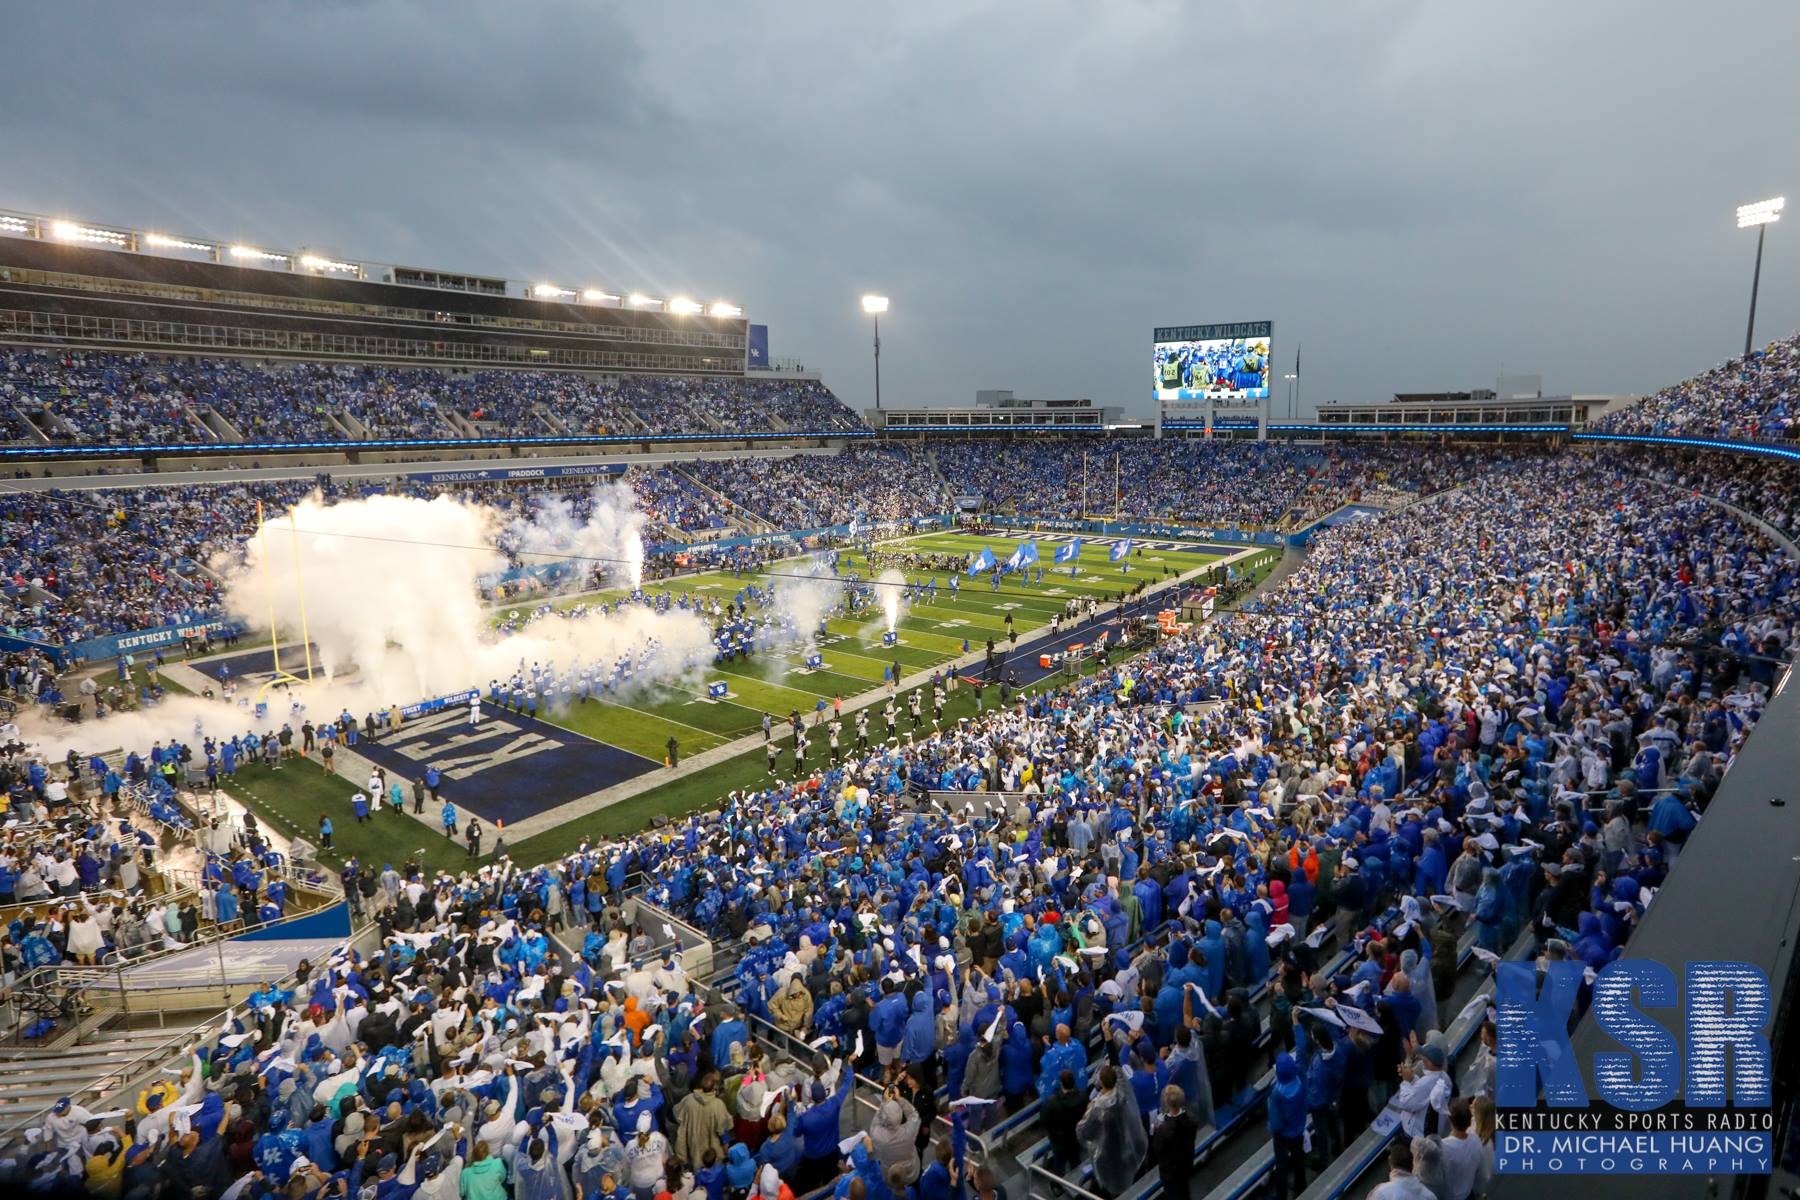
[1036,1023,1088,1098]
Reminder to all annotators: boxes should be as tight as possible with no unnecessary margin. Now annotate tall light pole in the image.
[861,295,889,410]
[1738,197,1783,359]
[1283,373,1298,420]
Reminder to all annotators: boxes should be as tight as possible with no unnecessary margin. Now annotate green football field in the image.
[510,530,1234,761]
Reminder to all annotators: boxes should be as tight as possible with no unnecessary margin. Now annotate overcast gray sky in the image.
[3,0,1796,418]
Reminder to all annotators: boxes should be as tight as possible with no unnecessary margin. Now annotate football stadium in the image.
[0,7,1795,1200]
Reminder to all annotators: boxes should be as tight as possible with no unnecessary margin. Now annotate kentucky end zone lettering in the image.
[1495,959,1773,1175]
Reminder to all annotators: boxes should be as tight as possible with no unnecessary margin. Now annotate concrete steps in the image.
[0,1024,194,1132]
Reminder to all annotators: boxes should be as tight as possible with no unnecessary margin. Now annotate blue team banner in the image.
[67,618,243,665]
[401,688,479,720]
[747,324,770,369]
[1152,320,1273,342]
[1109,539,1133,562]
[966,547,997,576]
[1494,959,1773,1176]
[1053,539,1082,564]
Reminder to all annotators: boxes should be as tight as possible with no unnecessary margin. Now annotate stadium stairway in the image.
[6,399,52,444]
[195,405,240,442]
[334,410,371,440]
[921,447,952,491]
[533,402,570,435]
[1012,910,1388,1200]
[666,463,778,533]
[0,1021,205,1134]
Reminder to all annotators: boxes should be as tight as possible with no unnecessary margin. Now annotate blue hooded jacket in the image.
[901,991,936,1063]
[1000,1022,1034,1096]
[796,1070,853,1160]
[759,1123,801,1175]
[1198,920,1226,999]
[872,989,910,1048]
[726,1143,758,1190]
[1266,1053,1307,1138]
[711,1016,748,1066]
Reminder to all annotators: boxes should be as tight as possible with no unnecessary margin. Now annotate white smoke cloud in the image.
[505,480,648,590]
[875,568,907,632]
[22,488,713,757]
[770,563,842,651]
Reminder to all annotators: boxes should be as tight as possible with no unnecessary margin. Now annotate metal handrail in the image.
[0,919,382,1141]
[1027,1161,1110,1200]
[48,866,344,977]
[743,1009,834,1067]
[1293,928,1530,1200]
[1013,908,1385,1198]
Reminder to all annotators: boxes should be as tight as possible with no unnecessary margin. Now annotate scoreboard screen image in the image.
[1153,321,1273,401]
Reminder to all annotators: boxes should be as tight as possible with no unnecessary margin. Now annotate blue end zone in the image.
[192,646,656,825]
[194,644,327,684]
[980,588,1182,689]
[351,704,660,826]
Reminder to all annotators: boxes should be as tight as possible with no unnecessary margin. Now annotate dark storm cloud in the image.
[1,0,1796,416]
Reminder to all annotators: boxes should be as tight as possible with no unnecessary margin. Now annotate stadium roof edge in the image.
[0,205,743,320]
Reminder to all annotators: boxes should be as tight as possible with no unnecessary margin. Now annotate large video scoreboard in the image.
[1153,320,1272,401]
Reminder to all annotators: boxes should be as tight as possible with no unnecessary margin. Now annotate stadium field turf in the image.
[516,530,1231,760]
[212,532,1276,875]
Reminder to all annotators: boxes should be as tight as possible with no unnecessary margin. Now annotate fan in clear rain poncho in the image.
[1075,1063,1148,1197]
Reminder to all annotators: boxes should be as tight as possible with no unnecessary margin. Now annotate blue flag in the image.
[966,547,996,576]
[1053,539,1083,564]
[1109,538,1133,562]
[1002,541,1039,573]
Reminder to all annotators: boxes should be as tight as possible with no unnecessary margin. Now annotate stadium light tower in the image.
[861,295,889,410]
[1738,197,1783,359]
[1283,372,1298,419]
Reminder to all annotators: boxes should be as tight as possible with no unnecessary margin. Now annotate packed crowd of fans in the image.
[929,440,1465,530]
[6,436,1788,660]
[19,444,1793,1199]
[626,469,740,535]
[930,439,1307,527]
[0,351,866,445]
[0,480,323,647]
[0,450,910,648]
[1608,444,1800,542]
[455,374,862,439]
[0,461,771,647]
[0,350,205,443]
[0,736,320,982]
[682,448,949,531]
[1595,331,1800,443]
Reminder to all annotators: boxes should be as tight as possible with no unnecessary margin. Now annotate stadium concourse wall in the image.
[0,427,876,467]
